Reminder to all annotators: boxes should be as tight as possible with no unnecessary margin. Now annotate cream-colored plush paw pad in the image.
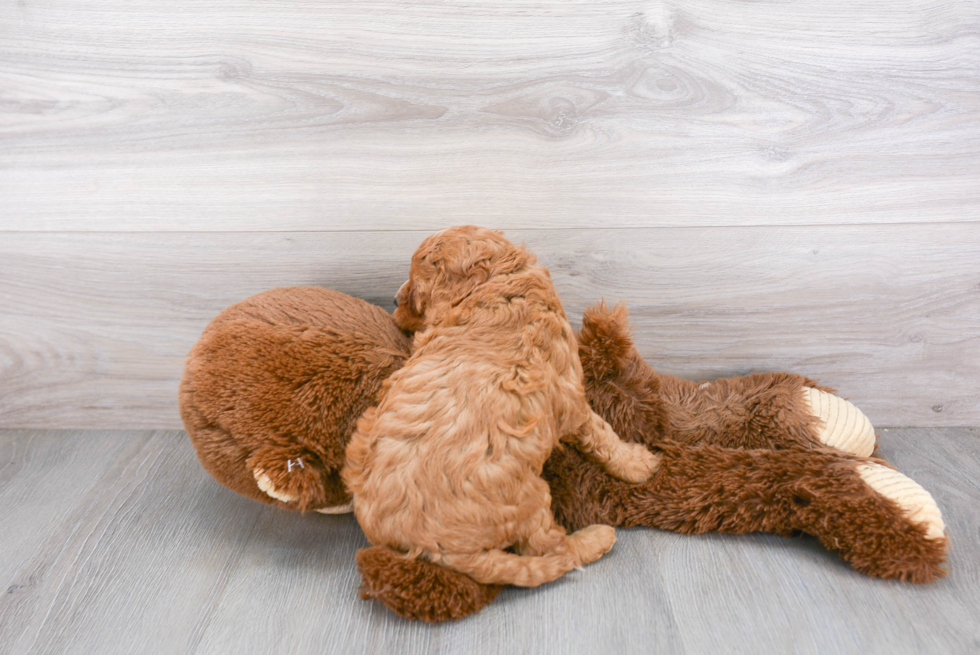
[253,469,298,503]
[802,388,876,457]
[315,503,354,515]
[857,463,945,540]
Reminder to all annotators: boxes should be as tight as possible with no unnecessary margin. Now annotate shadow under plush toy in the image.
[180,284,947,622]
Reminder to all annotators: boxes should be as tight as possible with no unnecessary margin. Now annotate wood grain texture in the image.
[0,430,133,594]
[1,225,978,428]
[657,433,980,654]
[0,428,977,654]
[1,0,979,230]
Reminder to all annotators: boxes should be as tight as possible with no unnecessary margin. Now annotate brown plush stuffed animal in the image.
[179,286,947,623]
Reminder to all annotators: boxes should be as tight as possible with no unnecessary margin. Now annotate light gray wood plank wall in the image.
[1,0,979,230]
[1,428,978,654]
[1,226,978,428]
[1,0,978,429]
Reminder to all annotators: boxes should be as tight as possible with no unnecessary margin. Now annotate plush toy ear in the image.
[578,301,636,380]
[577,302,669,449]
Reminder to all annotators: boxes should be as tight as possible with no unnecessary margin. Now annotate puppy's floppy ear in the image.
[410,284,423,315]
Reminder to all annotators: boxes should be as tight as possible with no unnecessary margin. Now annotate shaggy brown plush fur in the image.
[545,443,947,582]
[179,286,410,511]
[356,546,503,623]
[180,286,947,623]
[344,227,656,588]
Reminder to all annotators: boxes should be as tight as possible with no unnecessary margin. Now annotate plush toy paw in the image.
[802,387,876,457]
[254,468,299,503]
[247,447,328,510]
[857,463,946,540]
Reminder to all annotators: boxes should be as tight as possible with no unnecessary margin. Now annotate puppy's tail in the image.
[438,525,616,588]
[439,549,577,587]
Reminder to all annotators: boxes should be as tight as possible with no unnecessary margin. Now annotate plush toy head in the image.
[179,286,410,513]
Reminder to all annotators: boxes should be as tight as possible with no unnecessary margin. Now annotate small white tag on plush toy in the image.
[287,457,304,472]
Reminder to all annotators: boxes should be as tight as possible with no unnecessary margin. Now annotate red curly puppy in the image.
[342,226,659,587]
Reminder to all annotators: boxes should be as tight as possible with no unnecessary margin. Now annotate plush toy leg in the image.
[359,441,947,623]
[546,443,947,583]
[855,462,945,540]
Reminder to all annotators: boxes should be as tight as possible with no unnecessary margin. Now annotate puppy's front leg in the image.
[566,410,661,483]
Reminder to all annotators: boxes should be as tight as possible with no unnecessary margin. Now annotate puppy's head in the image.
[393,225,534,332]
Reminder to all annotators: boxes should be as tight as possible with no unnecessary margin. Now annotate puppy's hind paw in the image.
[568,524,617,565]
[315,503,354,515]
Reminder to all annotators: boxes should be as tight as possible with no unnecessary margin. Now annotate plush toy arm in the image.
[546,443,947,584]
[654,370,877,456]
[578,302,876,456]
[245,443,349,512]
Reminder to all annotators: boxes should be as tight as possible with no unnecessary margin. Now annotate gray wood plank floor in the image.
[0,429,977,655]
